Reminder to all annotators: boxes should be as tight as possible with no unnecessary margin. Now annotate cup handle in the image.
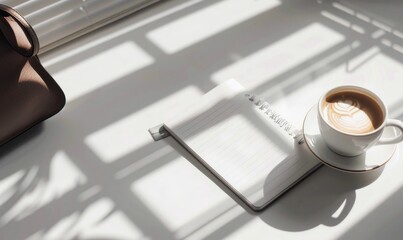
[377,119,403,145]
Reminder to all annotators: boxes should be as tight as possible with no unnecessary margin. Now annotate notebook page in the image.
[165,80,320,209]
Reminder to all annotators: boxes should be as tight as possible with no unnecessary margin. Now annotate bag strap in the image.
[0,4,39,56]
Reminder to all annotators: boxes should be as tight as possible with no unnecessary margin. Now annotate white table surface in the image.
[2,0,403,239]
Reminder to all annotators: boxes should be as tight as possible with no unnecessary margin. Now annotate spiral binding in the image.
[245,93,304,144]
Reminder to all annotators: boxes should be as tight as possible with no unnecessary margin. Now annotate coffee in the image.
[322,91,383,134]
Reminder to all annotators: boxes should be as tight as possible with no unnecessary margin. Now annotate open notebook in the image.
[155,80,321,211]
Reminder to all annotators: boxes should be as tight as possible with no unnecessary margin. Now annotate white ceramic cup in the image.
[317,86,403,157]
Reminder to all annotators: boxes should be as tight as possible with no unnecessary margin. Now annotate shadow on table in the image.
[260,164,384,231]
[2,0,403,239]
[337,172,403,239]
[0,123,44,159]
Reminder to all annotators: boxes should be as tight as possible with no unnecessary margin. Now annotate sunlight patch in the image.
[212,23,344,90]
[42,0,203,68]
[0,170,25,206]
[27,198,145,240]
[54,42,154,102]
[85,86,201,163]
[131,158,230,236]
[147,0,281,54]
[1,151,87,224]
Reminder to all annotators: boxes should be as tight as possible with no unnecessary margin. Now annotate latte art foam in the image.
[323,91,383,134]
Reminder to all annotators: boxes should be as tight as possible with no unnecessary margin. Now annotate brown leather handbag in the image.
[0,5,65,145]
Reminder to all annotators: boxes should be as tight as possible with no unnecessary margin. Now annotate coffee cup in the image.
[317,85,403,157]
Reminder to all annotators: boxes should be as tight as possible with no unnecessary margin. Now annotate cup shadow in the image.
[259,141,384,231]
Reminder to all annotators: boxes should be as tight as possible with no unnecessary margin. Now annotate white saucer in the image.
[303,105,397,172]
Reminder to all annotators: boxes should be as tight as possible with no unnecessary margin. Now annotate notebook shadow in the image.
[259,143,384,231]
